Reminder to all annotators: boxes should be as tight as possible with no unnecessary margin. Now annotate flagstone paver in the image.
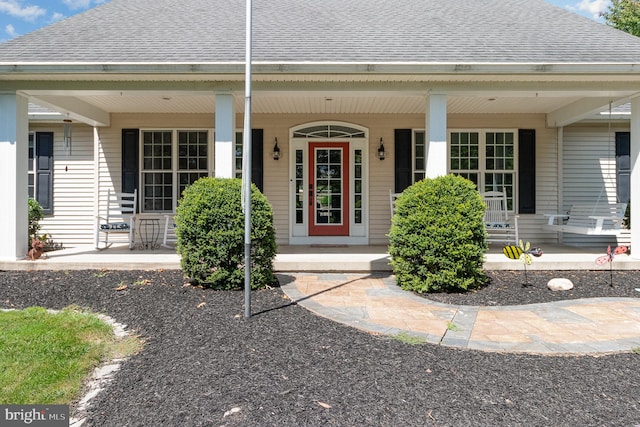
[281,273,640,355]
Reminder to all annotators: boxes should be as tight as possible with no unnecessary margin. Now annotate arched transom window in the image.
[292,124,366,139]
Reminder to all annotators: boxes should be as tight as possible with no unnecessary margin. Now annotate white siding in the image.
[40,112,567,248]
[561,123,629,246]
[36,123,95,246]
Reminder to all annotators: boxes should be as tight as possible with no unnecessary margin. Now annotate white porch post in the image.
[630,97,640,259]
[425,92,448,178]
[0,92,29,260]
[214,91,236,178]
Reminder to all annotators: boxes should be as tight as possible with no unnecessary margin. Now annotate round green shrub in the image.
[389,175,488,293]
[175,178,277,289]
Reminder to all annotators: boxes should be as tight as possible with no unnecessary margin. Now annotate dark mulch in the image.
[1,269,640,427]
[422,270,640,306]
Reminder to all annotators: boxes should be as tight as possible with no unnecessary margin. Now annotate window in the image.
[28,133,35,199]
[28,132,54,214]
[141,129,210,212]
[449,130,516,210]
[234,131,243,178]
[178,130,208,197]
[413,131,426,183]
[616,132,630,204]
[412,129,517,210]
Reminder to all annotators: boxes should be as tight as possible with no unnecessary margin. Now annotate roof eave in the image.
[3,62,640,77]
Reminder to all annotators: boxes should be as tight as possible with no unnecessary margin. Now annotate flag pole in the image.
[242,0,253,318]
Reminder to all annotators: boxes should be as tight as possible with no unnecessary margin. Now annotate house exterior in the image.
[0,0,639,260]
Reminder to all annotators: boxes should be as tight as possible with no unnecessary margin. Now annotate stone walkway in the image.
[280,273,640,355]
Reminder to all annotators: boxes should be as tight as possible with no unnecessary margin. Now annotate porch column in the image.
[425,92,448,178]
[0,92,29,260]
[630,97,640,259]
[214,91,236,178]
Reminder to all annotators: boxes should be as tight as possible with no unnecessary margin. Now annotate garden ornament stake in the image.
[595,245,627,287]
[503,240,543,286]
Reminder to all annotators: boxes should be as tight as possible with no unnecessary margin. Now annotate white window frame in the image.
[413,129,518,212]
[140,128,213,213]
[449,129,518,211]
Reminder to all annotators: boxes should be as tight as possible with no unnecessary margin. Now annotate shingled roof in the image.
[1,0,640,65]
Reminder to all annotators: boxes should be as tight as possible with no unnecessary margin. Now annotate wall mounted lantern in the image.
[273,138,281,160]
[377,138,386,160]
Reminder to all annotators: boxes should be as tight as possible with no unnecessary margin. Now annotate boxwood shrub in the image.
[389,175,488,293]
[175,178,277,289]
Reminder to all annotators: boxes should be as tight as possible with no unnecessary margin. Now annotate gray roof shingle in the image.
[2,0,640,64]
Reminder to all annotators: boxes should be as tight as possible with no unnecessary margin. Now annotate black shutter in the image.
[518,129,536,214]
[616,132,631,204]
[394,129,412,192]
[121,129,139,195]
[35,132,54,215]
[251,129,264,192]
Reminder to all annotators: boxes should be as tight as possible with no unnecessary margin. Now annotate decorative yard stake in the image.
[503,240,543,286]
[595,245,627,287]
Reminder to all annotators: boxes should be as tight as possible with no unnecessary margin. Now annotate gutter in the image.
[2,62,640,76]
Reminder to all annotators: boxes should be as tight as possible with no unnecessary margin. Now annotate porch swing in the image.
[543,102,628,236]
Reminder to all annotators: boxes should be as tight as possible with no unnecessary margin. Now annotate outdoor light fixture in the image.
[377,138,386,160]
[273,138,281,160]
[63,119,72,155]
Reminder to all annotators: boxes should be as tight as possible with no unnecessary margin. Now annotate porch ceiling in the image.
[28,91,585,117]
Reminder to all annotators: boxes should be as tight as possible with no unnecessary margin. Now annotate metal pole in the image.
[243,0,253,318]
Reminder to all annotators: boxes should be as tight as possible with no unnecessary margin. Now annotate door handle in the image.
[309,184,313,206]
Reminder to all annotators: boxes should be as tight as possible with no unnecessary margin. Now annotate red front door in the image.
[308,142,349,236]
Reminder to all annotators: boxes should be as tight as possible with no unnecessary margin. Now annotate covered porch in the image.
[2,0,640,262]
[1,244,639,272]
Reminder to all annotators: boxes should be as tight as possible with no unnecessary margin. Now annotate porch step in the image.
[1,244,638,272]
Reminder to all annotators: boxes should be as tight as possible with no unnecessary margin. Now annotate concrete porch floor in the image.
[1,243,638,271]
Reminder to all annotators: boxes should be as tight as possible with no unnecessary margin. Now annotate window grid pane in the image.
[177,130,208,200]
[178,131,208,171]
[414,131,425,181]
[354,149,363,224]
[142,131,173,212]
[143,172,172,212]
[235,131,243,178]
[448,130,516,211]
[28,133,35,199]
[143,131,172,171]
[484,131,515,209]
[450,131,479,173]
[295,149,304,224]
[315,148,342,225]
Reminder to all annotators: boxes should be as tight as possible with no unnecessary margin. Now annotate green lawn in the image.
[0,306,140,405]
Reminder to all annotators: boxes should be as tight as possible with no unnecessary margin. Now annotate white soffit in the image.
[51,92,582,115]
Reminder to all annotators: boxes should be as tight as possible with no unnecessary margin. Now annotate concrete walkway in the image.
[280,273,640,355]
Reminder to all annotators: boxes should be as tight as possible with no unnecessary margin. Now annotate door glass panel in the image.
[354,149,363,224]
[295,149,304,224]
[315,148,342,225]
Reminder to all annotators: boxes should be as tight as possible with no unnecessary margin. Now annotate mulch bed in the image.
[422,270,640,306]
[1,269,640,426]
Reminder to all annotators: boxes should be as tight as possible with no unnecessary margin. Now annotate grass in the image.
[447,321,461,332]
[393,332,426,345]
[0,306,141,405]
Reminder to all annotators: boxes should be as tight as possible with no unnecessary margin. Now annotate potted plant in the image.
[28,236,46,261]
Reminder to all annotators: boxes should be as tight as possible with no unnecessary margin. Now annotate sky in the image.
[0,0,612,43]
